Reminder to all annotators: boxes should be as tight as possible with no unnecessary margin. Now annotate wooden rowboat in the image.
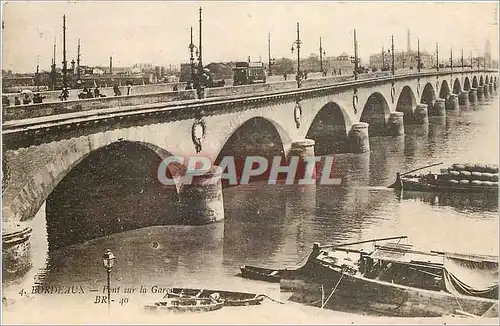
[165,288,265,306]
[240,264,307,283]
[144,297,224,313]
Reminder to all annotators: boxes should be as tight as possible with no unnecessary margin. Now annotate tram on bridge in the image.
[233,62,267,86]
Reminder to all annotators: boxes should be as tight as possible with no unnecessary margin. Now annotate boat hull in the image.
[240,265,302,283]
[168,288,264,306]
[399,179,498,195]
[144,300,224,313]
[282,261,498,317]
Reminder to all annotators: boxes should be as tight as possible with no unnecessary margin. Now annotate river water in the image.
[3,94,499,323]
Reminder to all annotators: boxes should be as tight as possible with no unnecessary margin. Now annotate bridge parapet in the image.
[3,69,497,124]
[3,89,197,121]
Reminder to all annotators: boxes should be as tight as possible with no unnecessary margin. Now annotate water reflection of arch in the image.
[313,186,396,245]
[403,127,428,158]
[280,184,317,260]
[331,152,371,186]
[427,116,448,159]
[222,182,287,266]
[368,136,405,186]
[399,191,498,214]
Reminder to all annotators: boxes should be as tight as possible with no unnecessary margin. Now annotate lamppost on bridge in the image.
[50,39,57,91]
[102,249,115,314]
[461,49,464,70]
[391,35,395,75]
[62,15,68,100]
[470,50,473,69]
[197,7,204,98]
[188,26,198,85]
[35,55,40,92]
[352,29,359,80]
[417,38,421,73]
[450,48,453,71]
[319,36,326,76]
[290,22,302,88]
[402,50,406,69]
[436,42,439,72]
[198,7,203,77]
[268,33,275,76]
[381,46,385,71]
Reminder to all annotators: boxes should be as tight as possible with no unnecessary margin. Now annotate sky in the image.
[2,1,499,73]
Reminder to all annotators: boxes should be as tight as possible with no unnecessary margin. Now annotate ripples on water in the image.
[3,96,499,322]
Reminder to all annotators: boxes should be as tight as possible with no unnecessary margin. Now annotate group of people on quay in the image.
[2,83,136,106]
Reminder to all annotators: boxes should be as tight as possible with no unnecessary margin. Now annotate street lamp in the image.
[391,35,395,75]
[381,46,385,71]
[188,26,199,85]
[290,22,302,88]
[102,249,115,313]
[417,38,421,73]
[450,48,453,71]
[268,33,275,76]
[461,49,464,70]
[436,42,439,72]
[62,15,67,96]
[352,29,359,80]
[319,36,326,76]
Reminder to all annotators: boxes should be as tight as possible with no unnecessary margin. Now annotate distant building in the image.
[369,50,434,71]
[92,67,105,75]
[297,52,358,74]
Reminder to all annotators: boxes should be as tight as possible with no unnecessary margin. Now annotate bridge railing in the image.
[2,81,188,103]
[3,68,497,122]
[2,89,197,121]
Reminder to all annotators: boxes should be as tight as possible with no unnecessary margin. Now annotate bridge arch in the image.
[463,77,471,91]
[479,75,484,86]
[360,92,391,136]
[472,76,478,88]
[439,80,451,99]
[453,78,462,94]
[306,102,349,155]
[420,83,436,109]
[396,86,417,124]
[214,116,288,186]
[29,140,182,250]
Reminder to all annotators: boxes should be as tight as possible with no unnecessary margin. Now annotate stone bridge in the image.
[2,69,498,251]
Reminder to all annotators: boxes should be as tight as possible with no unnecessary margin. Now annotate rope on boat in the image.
[256,294,285,304]
[319,267,347,310]
[450,289,464,313]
